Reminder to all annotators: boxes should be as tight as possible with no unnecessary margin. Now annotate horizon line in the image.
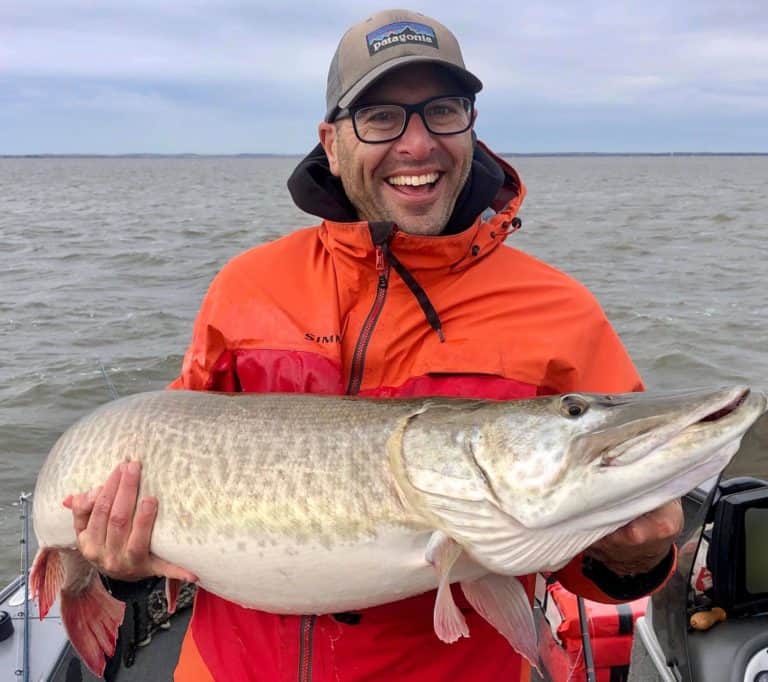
[2,151,768,159]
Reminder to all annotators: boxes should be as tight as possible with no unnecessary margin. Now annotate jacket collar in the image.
[291,138,527,271]
[287,137,521,232]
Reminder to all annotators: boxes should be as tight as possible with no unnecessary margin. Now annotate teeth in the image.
[387,173,440,187]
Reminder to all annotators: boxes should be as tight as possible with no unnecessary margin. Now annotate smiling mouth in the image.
[386,172,441,189]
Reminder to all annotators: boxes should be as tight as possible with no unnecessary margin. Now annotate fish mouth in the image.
[543,386,765,533]
[599,386,754,468]
[699,389,749,422]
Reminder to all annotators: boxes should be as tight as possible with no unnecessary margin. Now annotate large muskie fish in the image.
[31,387,766,675]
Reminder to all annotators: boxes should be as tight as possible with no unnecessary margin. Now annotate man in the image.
[68,9,682,681]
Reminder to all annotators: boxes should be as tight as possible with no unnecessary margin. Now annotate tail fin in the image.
[31,548,126,677]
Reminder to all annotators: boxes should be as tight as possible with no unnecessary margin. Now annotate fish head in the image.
[471,385,766,531]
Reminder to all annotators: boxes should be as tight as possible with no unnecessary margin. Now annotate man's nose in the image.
[393,111,436,158]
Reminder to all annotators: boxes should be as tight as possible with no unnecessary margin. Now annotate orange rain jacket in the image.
[169,148,655,682]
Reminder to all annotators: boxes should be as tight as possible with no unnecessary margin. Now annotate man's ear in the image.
[318,122,340,177]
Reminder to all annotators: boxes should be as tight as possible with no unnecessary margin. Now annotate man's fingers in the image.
[586,499,683,575]
[643,499,683,539]
[612,500,683,546]
[80,464,123,549]
[70,493,90,535]
[63,462,182,584]
[623,500,683,546]
[105,460,142,556]
[618,519,657,547]
[124,496,158,565]
[116,496,179,583]
[70,487,102,535]
[149,557,198,585]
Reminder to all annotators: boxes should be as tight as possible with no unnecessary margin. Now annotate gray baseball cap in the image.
[325,9,483,122]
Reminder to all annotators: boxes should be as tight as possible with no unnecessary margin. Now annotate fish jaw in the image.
[467,386,764,530]
[393,386,765,575]
[539,386,765,529]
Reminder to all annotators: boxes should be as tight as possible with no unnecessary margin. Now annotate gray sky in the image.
[2,1,766,154]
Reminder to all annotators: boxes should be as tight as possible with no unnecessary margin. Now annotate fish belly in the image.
[154,526,451,613]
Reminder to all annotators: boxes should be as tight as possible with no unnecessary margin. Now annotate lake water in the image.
[1,155,766,583]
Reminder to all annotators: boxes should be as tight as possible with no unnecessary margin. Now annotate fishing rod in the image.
[98,359,120,401]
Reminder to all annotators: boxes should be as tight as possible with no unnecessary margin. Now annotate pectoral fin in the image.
[166,578,181,615]
[460,574,540,671]
[426,531,469,643]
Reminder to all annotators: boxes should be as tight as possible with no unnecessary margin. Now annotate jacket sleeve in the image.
[168,268,237,392]
[541,311,645,394]
[554,547,677,604]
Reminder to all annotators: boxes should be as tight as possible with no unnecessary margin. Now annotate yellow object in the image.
[690,607,727,631]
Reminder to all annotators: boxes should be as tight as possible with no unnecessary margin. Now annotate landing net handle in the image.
[17,492,32,682]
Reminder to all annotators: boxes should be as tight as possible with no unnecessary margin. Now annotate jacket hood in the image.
[287,138,517,235]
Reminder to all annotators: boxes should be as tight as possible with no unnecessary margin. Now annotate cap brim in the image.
[326,56,483,121]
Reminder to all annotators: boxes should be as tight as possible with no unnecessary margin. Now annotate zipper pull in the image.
[375,245,388,287]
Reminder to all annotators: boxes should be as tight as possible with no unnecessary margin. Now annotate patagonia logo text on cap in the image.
[366,22,439,56]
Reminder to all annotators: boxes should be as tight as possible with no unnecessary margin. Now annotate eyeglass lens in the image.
[353,97,472,143]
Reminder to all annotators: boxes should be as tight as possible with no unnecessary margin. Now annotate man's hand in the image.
[584,500,683,576]
[63,461,197,583]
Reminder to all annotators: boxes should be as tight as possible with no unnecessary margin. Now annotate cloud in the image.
[0,4,333,84]
[1,1,766,153]
[458,1,768,112]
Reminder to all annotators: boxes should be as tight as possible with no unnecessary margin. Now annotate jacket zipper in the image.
[346,244,390,395]
[297,614,316,682]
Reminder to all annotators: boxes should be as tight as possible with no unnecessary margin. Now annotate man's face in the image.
[319,65,476,236]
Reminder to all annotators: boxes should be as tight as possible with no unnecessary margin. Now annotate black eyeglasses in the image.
[335,95,474,144]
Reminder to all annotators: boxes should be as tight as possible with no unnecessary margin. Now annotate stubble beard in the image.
[335,136,473,236]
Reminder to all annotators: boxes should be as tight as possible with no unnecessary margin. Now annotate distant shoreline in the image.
[2,152,767,159]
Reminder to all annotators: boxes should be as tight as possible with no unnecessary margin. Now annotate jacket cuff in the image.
[103,575,163,602]
[581,545,677,601]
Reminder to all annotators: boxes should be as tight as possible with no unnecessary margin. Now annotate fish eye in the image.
[560,395,589,418]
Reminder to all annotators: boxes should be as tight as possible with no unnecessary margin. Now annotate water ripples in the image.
[1,155,766,581]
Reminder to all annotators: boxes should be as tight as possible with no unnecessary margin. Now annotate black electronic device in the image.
[0,610,13,642]
[709,483,768,616]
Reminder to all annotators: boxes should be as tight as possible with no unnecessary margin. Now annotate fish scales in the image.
[35,392,428,545]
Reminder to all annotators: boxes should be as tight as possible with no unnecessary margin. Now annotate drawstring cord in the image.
[385,244,445,343]
[367,215,523,344]
[368,221,445,343]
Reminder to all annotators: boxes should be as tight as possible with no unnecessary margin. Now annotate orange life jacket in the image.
[169,154,650,682]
